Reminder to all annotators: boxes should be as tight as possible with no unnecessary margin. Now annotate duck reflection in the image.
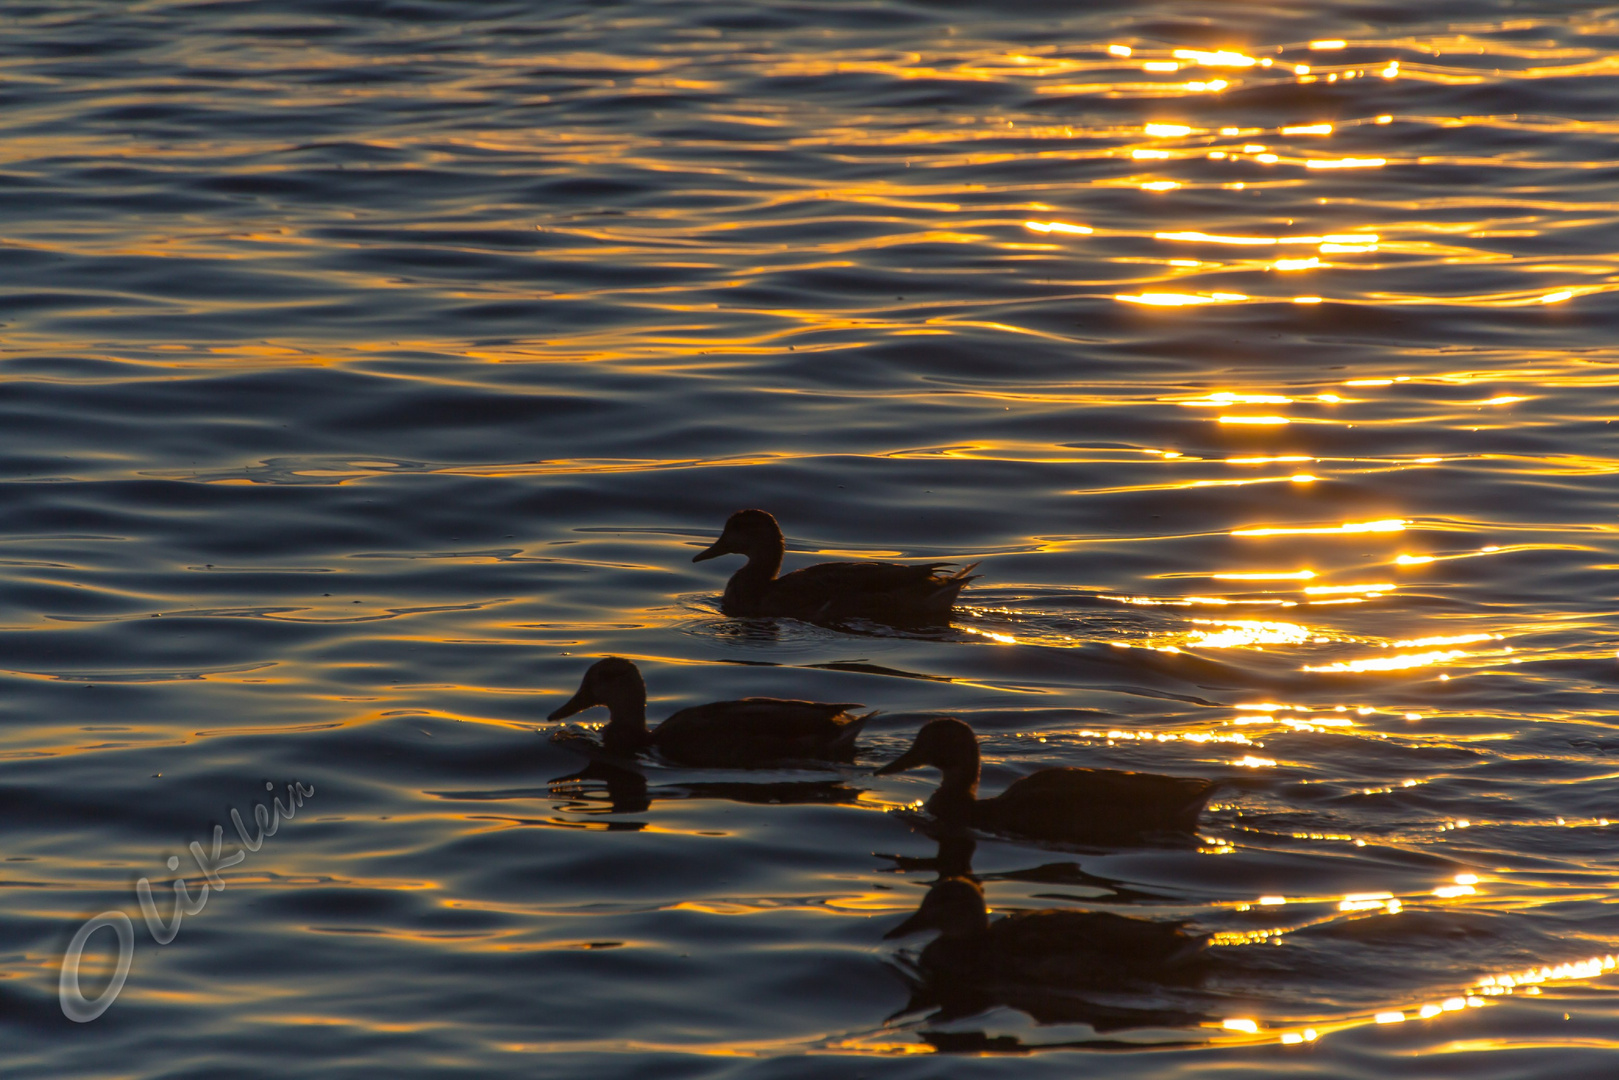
[548,761,650,818]
[705,618,788,647]
[877,718,1214,846]
[883,876,1213,1032]
[548,760,864,818]
[877,823,1181,904]
[876,824,980,878]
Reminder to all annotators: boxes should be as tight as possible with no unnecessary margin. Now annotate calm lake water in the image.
[5,1,1619,1076]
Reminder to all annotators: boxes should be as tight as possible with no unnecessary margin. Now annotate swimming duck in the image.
[547,656,870,768]
[876,718,1215,844]
[691,509,977,625]
[885,876,1206,986]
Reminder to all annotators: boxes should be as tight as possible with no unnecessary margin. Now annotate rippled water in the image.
[5,1,1619,1075]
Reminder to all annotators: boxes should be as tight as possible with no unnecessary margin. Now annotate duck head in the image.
[876,718,981,779]
[547,657,649,752]
[692,509,783,564]
[884,877,990,940]
[876,718,982,820]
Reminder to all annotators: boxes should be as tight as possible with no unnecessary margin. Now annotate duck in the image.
[885,876,1207,987]
[547,656,871,768]
[876,718,1215,844]
[691,509,976,625]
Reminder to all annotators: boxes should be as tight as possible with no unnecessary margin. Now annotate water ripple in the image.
[4,1,1619,1076]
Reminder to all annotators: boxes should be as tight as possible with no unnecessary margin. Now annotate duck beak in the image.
[883,909,934,939]
[547,686,596,722]
[875,745,927,776]
[691,534,731,563]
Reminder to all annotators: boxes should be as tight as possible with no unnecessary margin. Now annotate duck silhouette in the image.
[692,509,976,625]
[876,718,1215,844]
[547,656,871,768]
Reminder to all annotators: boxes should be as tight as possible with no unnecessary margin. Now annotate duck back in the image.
[760,560,974,624]
[973,768,1215,843]
[651,698,868,767]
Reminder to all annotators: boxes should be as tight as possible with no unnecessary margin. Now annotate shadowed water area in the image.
[4,0,1619,1075]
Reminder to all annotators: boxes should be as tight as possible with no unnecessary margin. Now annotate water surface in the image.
[4,1,1619,1076]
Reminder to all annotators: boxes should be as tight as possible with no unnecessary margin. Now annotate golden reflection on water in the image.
[1302,583,1392,595]
[1185,620,1310,648]
[1023,220,1092,235]
[1219,950,1619,1048]
[1232,518,1407,537]
[1210,570,1316,581]
[13,12,1619,1067]
[9,16,1615,370]
[1304,648,1475,673]
[1175,392,1294,406]
[1117,291,1249,306]
[1200,865,1619,1046]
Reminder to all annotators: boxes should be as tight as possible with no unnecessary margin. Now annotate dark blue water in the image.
[6,1,1619,1076]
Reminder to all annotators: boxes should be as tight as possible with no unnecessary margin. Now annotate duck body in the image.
[877,718,1215,845]
[650,698,867,766]
[693,509,976,625]
[960,766,1213,842]
[548,657,869,768]
[888,877,1205,987]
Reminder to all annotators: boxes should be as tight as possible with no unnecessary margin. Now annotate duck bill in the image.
[883,909,934,939]
[875,746,926,776]
[547,687,596,722]
[691,537,730,563]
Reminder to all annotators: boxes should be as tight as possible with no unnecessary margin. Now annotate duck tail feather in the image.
[831,710,876,750]
[923,561,978,587]
[1172,779,1218,829]
[1166,933,1211,967]
[929,566,979,600]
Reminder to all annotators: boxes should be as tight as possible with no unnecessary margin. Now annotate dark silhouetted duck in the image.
[876,718,1215,844]
[885,876,1207,986]
[692,509,976,625]
[547,657,870,768]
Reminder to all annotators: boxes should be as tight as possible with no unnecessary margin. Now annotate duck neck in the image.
[926,746,981,822]
[600,695,650,755]
[723,538,784,611]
